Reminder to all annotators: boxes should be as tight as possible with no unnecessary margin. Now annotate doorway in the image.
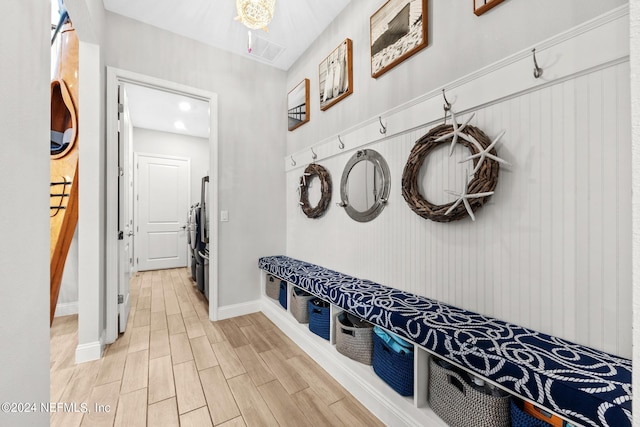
[106,68,219,344]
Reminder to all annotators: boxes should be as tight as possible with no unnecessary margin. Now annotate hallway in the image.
[50,268,383,426]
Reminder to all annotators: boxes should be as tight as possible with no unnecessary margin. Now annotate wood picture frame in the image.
[288,78,310,131]
[319,38,353,111]
[473,0,505,16]
[370,0,428,79]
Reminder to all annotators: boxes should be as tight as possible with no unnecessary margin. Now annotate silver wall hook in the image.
[310,147,317,160]
[290,155,296,166]
[338,135,345,150]
[442,88,452,124]
[379,117,387,135]
[532,48,543,79]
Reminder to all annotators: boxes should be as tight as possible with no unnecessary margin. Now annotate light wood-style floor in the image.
[50,268,384,427]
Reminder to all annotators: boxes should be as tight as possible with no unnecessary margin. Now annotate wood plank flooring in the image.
[50,268,384,427]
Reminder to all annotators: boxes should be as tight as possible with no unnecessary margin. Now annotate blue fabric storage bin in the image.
[308,298,330,340]
[372,329,414,396]
[278,281,287,309]
[511,399,553,427]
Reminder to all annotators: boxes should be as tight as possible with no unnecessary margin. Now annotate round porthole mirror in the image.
[339,149,390,222]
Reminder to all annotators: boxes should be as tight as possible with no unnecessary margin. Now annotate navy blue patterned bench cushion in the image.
[259,255,632,427]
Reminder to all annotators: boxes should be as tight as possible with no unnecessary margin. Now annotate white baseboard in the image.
[217,300,261,320]
[260,297,446,427]
[54,301,78,317]
[75,330,105,364]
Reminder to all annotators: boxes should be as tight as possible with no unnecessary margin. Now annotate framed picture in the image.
[473,0,505,16]
[319,38,353,111]
[370,0,427,79]
[288,79,310,131]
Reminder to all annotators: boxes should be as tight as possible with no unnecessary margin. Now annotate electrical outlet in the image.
[220,210,229,222]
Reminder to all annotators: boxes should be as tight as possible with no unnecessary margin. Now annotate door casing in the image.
[106,67,219,344]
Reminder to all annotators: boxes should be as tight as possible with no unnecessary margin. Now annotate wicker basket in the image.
[278,281,288,309]
[290,287,314,323]
[336,312,374,365]
[372,329,414,396]
[308,298,330,340]
[428,357,511,427]
[265,274,281,300]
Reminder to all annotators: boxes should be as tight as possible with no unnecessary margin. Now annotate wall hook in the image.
[310,147,317,160]
[532,48,543,79]
[442,88,452,124]
[290,156,296,166]
[338,135,345,150]
[379,117,387,135]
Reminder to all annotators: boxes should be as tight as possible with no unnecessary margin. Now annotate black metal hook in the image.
[379,117,387,135]
[532,48,543,79]
[310,147,317,160]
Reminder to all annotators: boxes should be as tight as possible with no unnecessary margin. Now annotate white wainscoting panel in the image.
[286,61,631,358]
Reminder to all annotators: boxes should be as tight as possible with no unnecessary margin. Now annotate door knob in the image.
[128,231,134,237]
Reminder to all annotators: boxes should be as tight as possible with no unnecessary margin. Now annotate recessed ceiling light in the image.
[174,121,186,130]
[179,101,191,111]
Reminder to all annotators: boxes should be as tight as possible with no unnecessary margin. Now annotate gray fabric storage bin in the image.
[265,274,281,300]
[336,312,374,365]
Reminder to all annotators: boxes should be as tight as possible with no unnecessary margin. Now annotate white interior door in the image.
[118,84,133,333]
[136,153,190,271]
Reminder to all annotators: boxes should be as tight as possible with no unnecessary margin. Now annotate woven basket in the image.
[278,281,288,309]
[428,358,511,427]
[290,287,314,323]
[265,274,281,300]
[510,399,556,427]
[336,312,374,365]
[372,331,414,396]
[308,298,330,340]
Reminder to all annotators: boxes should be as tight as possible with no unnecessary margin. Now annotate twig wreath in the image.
[299,163,332,219]
[401,115,505,222]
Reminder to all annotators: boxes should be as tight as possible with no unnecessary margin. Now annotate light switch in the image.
[220,210,229,222]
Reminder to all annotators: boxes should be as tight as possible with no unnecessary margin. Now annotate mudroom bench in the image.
[258,255,631,427]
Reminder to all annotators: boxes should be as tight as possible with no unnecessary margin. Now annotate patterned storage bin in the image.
[265,274,281,300]
[308,298,330,340]
[278,281,288,309]
[429,357,511,427]
[372,327,414,396]
[290,287,314,323]
[336,312,374,365]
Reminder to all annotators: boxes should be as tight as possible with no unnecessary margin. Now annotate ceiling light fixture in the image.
[235,0,276,32]
[178,101,191,112]
[174,121,186,130]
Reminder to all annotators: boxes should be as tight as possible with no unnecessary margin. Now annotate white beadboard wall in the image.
[285,11,632,358]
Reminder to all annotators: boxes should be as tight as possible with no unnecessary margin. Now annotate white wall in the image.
[284,2,632,358]
[103,12,287,308]
[133,127,209,207]
[57,229,79,316]
[0,1,50,426]
[629,0,640,423]
[286,0,627,153]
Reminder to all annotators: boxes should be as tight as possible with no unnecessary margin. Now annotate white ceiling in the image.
[102,0,352,70]
[101,0,352,138]
[124,84,211,139]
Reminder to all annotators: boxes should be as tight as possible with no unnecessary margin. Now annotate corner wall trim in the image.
[55,301,78,317]
[75,337,103,364]
[217,300,261,320]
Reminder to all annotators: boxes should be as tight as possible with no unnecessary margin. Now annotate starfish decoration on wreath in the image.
[434,110,478,157]
[444,172,495,222]
[297,172,311,207]
[459,130,511,175]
